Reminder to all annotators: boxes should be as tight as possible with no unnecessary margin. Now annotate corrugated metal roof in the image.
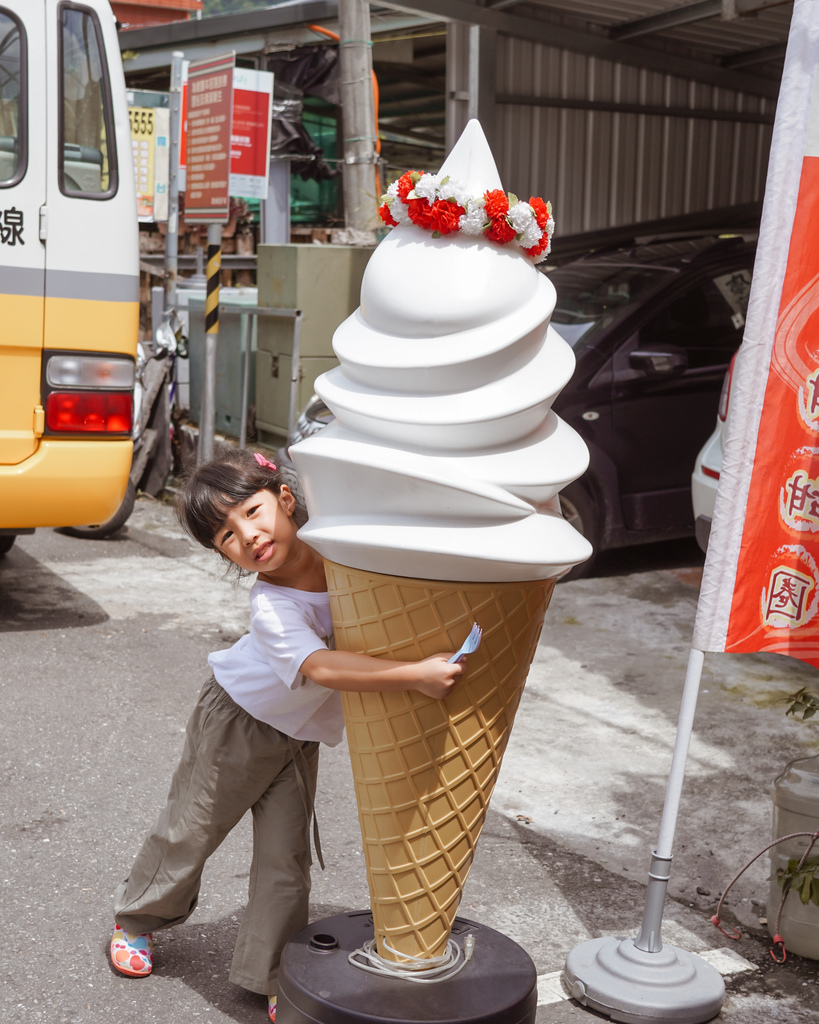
[371,0,793,83]
[538,0,793,56]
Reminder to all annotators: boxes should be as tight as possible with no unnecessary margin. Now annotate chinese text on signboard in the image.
[184,53,235,224]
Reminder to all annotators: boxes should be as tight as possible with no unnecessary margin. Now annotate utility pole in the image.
[337,0,378,232]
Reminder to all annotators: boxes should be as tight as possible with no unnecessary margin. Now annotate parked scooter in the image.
[62,309,187,538]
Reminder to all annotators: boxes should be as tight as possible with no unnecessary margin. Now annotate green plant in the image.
[777,856,819,906]
[784,687,819,722]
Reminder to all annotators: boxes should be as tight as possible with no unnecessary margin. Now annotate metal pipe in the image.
[289,311,303,439]
[633,648,706,953]
[239,313,251,449]
[151,286,164,341]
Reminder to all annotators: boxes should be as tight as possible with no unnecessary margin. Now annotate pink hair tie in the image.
[254,452,277,472]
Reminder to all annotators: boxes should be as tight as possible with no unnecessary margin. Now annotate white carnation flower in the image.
[458,198,487,236]
[508,202,543,248]
[413,173,440,204]
[507,201,532,233]
[438,176,470,208]
[390,198,410,224]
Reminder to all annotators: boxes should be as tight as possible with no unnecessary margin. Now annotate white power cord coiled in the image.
[349,933,476,984]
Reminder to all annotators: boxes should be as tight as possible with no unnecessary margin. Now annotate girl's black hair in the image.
[177,447,298,551]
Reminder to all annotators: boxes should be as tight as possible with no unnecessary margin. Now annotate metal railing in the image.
[198,303,303,461]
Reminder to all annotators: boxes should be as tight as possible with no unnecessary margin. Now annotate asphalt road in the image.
[1,497,817,1024]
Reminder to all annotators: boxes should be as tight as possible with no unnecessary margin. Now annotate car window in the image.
[0,9,25,187]
[613,268,752,380]
[639,271,751,368]
[548,263,672,350]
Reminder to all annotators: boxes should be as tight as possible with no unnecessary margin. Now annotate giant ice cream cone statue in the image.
[292,121,591,963]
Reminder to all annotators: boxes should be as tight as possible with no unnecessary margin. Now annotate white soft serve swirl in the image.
[291,122,591,582]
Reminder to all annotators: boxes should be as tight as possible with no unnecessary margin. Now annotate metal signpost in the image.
[164,52,184,310]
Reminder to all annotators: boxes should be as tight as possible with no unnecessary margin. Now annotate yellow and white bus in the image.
[0,0,138,555]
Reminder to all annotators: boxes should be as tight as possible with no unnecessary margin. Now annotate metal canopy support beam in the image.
[119,7,431,74]
[721,41,789,68]
[610,0,721,41]
[446,22,497,153]
[496,92,774,124]
[611,0,792,41]
[724,0,794,15]
[374,0,781,98]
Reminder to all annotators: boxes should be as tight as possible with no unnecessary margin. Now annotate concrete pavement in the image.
[1,495,817,1024]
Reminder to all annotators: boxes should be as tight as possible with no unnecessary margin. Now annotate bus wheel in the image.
[60,480,137,540]
[0,536,16,557]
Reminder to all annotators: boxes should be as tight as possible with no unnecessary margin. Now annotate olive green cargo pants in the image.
[114,675,319,996]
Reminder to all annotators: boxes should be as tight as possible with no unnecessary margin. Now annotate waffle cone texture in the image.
[324,559,554,962]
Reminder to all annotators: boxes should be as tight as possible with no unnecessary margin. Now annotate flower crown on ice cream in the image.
[378,170,555,263]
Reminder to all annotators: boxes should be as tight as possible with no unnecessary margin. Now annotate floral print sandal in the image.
[268,994,277,1022]
[111,924,153,977]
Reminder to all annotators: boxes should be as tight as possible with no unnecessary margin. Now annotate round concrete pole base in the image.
[563,936,725,1024]
[277,911,537,1024]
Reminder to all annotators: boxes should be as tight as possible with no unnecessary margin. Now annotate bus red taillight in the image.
[46,392,133,433]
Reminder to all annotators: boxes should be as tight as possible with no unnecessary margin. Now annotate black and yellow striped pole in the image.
[198,223,222,464]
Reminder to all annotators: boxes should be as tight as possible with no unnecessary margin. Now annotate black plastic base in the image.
[277,910,538,1024]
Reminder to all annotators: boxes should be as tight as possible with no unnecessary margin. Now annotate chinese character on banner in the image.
[693,2,819,666]
[0,207,23,246]
[764,562,816,627]
[798,368,819,426]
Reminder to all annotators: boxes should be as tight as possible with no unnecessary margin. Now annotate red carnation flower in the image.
[430,199,465,234]
[379,203,399,228]
[406,197,437,229]
[529,196,550,229]
[486,215,516,245]
[396,171,417,201]
[523,239,547,259]
[484,189,509,220]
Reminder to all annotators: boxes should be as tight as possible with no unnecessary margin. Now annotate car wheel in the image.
[0,535,16,557]
[60,480,137,540]
[559,483,600,580]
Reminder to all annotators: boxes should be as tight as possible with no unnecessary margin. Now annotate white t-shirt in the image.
[208,579,344,746]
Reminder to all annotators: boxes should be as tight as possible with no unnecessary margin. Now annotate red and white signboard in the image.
[179,65,273,202]
[229,67,274,199]
[693,0,819,667]
[184,52,235,224]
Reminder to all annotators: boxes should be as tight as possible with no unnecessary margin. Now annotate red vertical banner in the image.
[724,152,819,662]
[693,0,819,667]
[184,52,234,224]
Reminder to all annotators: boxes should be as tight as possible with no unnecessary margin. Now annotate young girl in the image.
[110,447,463,1022]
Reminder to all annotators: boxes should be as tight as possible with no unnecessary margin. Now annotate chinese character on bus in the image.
[0,207,23,246]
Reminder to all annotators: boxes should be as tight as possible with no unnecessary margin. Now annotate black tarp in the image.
[264,46,339,181]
